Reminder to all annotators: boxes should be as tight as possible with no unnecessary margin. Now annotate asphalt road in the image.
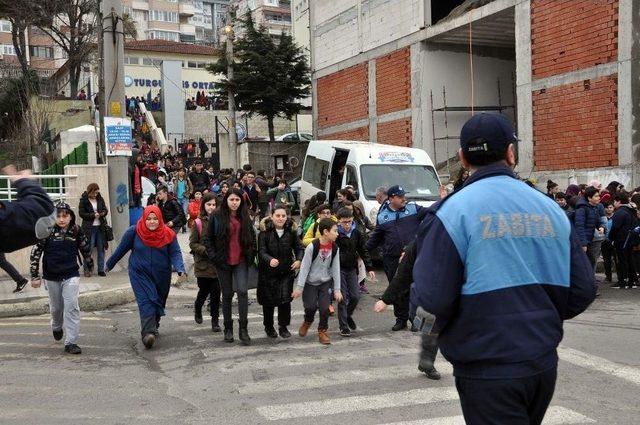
[0,275,638,425]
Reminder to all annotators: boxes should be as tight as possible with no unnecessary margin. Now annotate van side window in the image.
[303,156,329,189]
[345,165,358,191]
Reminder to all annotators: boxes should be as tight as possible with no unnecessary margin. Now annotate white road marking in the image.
[256,387,459,420]
[172,311,306,321]
[217,346,420,372]
[380,406,595,425]
[559,346,640,386]
[239,362,453,394]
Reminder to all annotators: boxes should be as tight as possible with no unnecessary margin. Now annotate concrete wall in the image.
[420,44,516,165]
[238,140,309,178]
[312,0,425,70]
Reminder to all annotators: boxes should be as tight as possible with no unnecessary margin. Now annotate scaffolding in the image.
[430,76,516,179]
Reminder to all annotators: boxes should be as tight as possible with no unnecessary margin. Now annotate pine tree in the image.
[208,12,311,142]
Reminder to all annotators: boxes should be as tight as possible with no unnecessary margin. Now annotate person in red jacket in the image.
[188,191,202,228]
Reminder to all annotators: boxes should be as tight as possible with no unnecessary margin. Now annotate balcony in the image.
[131,0,149,10]
[179,2,195,16]
[180,23,196,35]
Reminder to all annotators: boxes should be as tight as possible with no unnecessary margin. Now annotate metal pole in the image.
[225,10,238,171]
[102,0,130,240]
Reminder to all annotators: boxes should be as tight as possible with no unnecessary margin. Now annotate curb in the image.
[0,287,136,319]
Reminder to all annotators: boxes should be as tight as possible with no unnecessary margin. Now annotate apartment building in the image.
[0,20,59,78]
[234,0,291,36]
[124,0,230,46]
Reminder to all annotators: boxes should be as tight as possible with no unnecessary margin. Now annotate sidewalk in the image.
[0,233,197,318]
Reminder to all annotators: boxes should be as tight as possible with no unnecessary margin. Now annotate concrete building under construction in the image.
[309,0,638,186]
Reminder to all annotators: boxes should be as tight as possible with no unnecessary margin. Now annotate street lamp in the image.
[224,15,238,170]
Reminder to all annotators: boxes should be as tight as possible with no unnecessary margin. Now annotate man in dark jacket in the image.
[366,185,427,331]
[188,159,211,193]
[242,171,261,217]
[574,186,606,270]
[0,166,55,253]
[609,192,637,288]
[412,114,596,425]
[156,186,186,230]
[335,207,374,337]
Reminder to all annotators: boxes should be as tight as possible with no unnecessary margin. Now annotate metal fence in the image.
[0,174,78,202]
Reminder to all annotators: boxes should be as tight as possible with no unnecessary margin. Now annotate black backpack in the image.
[311,238,337,266]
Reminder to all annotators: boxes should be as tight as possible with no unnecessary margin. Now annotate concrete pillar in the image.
[368,59,378,143]
[161,60,185,141]
[410,42,423,150]
[514,0,533,175]
[617,0,636,166]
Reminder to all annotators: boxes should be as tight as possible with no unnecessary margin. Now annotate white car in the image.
[274,133,313,142]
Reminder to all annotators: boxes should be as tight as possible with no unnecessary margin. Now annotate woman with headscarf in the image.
[106,205,186,349]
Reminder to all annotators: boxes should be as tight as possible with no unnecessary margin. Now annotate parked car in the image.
[275,133,313,142]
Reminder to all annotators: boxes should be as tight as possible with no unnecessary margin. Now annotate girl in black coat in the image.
[257,205,303,338]
[78,183,109,276]
[204,188,257,345]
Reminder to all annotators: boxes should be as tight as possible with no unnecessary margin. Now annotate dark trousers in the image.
[601,240,618,281]
[338,269,360,329]
[616,246,636,285]
[302,280,331,331]
[84,226,105,273]
[218,262,249,327]
[455,368,557,425]
[195,277,220,321]
[382,255,408,322]
[0,253,24,284]
[263,303,291,328]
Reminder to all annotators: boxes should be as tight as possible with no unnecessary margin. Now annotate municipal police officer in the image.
[367,185,427,331]
[412,114,596,425]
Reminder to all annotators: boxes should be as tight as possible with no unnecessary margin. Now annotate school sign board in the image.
[105,117,133,157]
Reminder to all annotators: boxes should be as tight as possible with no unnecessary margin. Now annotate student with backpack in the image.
[190,193,221,332]
[204,188,257,345]
[302,204,336,247]
[335,207,375,337]
[609,192,638,289]
[257,205,303,338]
[29,202,93,355]
[292,218,343,345]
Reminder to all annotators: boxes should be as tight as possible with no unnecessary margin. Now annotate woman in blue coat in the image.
[106,205,185,349]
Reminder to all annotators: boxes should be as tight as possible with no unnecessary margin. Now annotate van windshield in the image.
[360,164,440,201]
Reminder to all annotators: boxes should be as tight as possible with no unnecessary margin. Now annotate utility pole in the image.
[225,8,238,171]
[101,0,130,240]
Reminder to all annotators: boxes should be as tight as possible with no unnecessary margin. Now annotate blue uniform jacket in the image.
[412,163,596,379]
[107,226,185,319]
[366,200,427,257]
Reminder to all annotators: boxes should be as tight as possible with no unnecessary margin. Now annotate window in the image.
[29,46,54,58]
[123,6,132,15]
[0,20,11,32]
[134,10,148,21]
[142,57,162,66]
[2,44,16,55]
[303,156,329,190]
[345,165,358,191]
[148,30,179,42]
[264,0,279,6]
[196,62,207,69]
[247,0,256,10]
[124,56,140,65]
[150,10,178,22]
[360,165,440,201]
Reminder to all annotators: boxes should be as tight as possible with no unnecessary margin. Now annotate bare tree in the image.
[36,0,97,97]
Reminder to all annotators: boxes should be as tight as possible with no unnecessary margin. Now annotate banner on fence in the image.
[105,117,133,157]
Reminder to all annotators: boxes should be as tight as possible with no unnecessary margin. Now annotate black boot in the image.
[223,321,234,343]
[278,326,291,338]
[418,332,441,380]
[211,317,221,333]
[265,326,278,338]
[239,320,251,346]
[194,303,203,324]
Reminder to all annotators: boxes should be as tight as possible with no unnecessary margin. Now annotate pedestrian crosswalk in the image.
[162,310,600,424]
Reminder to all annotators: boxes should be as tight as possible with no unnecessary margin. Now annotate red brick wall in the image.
[532,75,618,171]
[317,63,369,129]
[320,126,370,141]
[531,0,619,79]
[377,118,412,147]
[376,47,411,115]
